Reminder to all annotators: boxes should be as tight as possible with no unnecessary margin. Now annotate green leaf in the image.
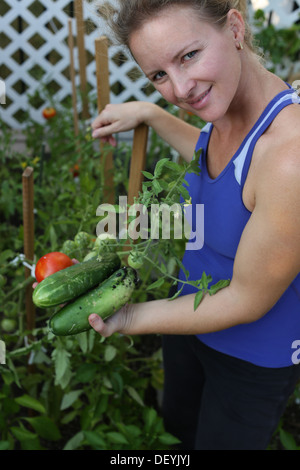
[83,430,106,449]
[194,290,204,311]
[75,363,98,383]
[52,345,72,389]
[110,371,124,395]
[160,262,167,274]
[94,395,109,418]
[141,170,154,180]
[10,426,37,441]
[158,432,181,446]
[88,329,96,351]
[15,394,46,414]
[164,160,183,173]
[76,331,88,353]
[24,416,61,441]
[0,249,15,264]
[6,357,21,388]
[279,429,299,450]
[180,185,191,201]
[168,283,184,301]
[121,424,142,439]
[106,432,129,445]
[209,279,230,295]
[199,271,212,290]
[146,277,165,291]
[63,431,85,450]
[126,385,145,406]
[60,390,83,411]
[152,179,164,196]
[144,407,158,432]
[104,344,117,362]
[0,440,10,450]
[154,158,170,178]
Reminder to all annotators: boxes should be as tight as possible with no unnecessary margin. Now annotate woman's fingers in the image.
[88,314,117,337]
[88,304,133,337]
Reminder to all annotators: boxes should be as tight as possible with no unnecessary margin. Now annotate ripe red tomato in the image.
[70,163,80,178]
[42,107,56,119]
[35,252,73,283]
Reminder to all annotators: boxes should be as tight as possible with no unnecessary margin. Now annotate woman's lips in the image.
[187,86,212,109]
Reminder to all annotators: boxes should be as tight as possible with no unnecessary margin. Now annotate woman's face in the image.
[129,6,244,122]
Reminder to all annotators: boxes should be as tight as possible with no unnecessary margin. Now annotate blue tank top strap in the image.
[238,88,300,187]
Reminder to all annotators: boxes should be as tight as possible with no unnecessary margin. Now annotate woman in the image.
[89,0,300,450]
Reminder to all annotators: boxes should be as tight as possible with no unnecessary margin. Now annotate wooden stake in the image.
[22,167,35,335]
[95,36,110,113]
[128,124,149,205]
[75,0,89,119]
[68,18,79,137]
[95,35,115,204]
[179,109,187,121]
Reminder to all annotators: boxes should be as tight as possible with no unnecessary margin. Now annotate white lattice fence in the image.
[0,0,299,129]
[0,0,161,129]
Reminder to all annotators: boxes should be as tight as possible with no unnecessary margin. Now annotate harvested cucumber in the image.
[49,267,138,336]
[33,253,120,308]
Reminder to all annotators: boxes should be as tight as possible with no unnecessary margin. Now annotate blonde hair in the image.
[97,0,254,51]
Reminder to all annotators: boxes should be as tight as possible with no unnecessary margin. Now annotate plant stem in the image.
[4,276,35,300]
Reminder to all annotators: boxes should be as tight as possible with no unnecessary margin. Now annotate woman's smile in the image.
[185,85,213,109]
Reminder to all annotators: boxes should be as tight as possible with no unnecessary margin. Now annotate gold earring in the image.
[238,41,244,50]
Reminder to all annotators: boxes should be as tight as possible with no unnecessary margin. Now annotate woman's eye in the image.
[183,50,197,61]
[153,71,166,81]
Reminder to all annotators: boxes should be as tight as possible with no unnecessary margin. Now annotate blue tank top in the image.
[178,88,300,367]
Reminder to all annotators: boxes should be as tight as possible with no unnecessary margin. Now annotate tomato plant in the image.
[35,252,73,282]
[42,107,56,119]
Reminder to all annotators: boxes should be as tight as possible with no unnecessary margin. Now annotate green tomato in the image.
[128,252,144,270]
[74,231,92,249]
[94,234,117,254]
[4,301,18,318]
[1,318,17,333]
[61,239,78,257]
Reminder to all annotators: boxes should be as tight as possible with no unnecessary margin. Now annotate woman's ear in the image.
[227,9,245,45]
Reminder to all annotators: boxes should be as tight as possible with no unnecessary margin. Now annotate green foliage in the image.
[0,85,192,450]
[0,326,174,450]
[253,9,300,78]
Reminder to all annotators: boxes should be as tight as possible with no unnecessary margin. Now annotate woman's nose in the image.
[172,72,196,101]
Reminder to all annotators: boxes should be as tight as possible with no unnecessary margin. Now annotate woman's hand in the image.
[91,102,150,145]
[91,101,200,162]
[88,303,134,338]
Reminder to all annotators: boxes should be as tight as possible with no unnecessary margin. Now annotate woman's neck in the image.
[213,52,288,137]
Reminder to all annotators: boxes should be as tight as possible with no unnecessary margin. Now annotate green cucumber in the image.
[32,253,121,308]
[49,267,138,336]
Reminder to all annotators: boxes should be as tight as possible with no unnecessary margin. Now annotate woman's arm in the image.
[91,101,200,162]
[89,139,300,337]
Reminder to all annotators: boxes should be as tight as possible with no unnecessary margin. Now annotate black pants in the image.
[162,335,300,450]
